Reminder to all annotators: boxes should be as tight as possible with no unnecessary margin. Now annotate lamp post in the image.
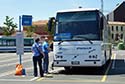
[101,0,103,13]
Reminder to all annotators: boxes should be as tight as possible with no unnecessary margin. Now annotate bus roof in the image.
[57,8,100,13]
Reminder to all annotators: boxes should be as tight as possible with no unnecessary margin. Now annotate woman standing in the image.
[32,38,44,77]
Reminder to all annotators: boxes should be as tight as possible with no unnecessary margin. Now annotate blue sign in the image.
[22,15,32,26]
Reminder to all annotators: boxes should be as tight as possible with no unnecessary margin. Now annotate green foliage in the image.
[25,25,37,37]
[117,42,125,50]
[3,16,17,36]
[44,22,54,36]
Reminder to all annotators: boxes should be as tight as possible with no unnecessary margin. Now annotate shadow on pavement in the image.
[108,59,125,75]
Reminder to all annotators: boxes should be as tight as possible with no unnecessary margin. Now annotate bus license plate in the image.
[71,61,80,65]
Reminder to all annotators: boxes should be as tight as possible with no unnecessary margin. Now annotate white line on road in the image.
[0,56,31,63]
[0,79,30,81]
[0,59,31,68]
[0,70,15,77]
[0,54,16,59]
[0,66,63,82]
[112,53,116,69]
[30,67,64,81]
[0,67,33,77]
[0,53,32,59]
[30,77,39,81]
[49,67,64,73]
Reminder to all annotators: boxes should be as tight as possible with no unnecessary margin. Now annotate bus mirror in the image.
[48,17,55,31]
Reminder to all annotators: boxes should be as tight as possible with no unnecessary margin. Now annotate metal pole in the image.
[19,16,22,64]
[19,16,22,32]
[19,54,22,64]
[101,0,103,13]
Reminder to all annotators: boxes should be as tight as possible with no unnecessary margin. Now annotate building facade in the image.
[108,21,125,43]
[107,1,125,22]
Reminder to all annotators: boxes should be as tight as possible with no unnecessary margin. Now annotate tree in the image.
[44,21,54,36]
[25,25,37,37]
[3,16,17,36]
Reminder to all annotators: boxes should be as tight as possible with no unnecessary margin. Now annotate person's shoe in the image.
[44,73,47,76]
[40,74,44,77]
[34,75,38,77]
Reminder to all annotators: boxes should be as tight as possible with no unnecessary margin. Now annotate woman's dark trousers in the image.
[33,56,44,77]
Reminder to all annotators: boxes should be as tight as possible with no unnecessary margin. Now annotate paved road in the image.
[0,50,125,84]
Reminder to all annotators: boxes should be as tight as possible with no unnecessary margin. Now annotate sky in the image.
[0,0,124,27]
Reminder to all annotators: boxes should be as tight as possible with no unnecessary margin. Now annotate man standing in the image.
[42,37,50,74]
[32,38,44,77]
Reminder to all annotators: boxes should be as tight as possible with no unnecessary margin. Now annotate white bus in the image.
[48,8,112,70]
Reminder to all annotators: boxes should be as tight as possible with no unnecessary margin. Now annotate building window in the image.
[116,26,118,31]
[121,34,123,39]
[112,26,114,31]
[112,33,114,39]
[115,33,119,41]
[121,26,123,31]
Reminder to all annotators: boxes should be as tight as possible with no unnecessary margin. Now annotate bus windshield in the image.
[54,11,101,41]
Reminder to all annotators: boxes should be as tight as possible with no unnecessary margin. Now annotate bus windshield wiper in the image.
[73,35,93,44]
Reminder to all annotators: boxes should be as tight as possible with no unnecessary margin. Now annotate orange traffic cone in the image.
[15,64,23,75]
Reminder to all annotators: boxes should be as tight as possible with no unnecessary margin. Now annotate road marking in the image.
[35,68,63,81]
[112,53,116,69]
[35,68,100,82]
[0,56,30,63]
[0,53,32,59]
[30,77,39,81]
[44,74,53,78]
[101,53,115,82]
[49,67,64,73]
[0,67,33,77]
[0,59,31,68]
[0,78,100,82]
[0,54,16,59]
[0,70,15,77]
[0,66,60,81]
[36,79,100,83]
[36,77,44,81]
[0,79,30,81]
